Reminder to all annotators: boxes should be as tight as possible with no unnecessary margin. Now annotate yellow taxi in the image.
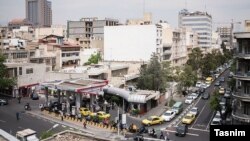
[91,111,110,119]
[79,107,92,116]
[182,113,195,124]
[219,87,225,94]
[142,116,164,126]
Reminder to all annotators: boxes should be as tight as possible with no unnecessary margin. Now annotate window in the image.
[26,68,33,74]
[19,67,22,75]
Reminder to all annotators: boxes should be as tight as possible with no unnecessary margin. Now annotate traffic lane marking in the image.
[0,119,6,123]
[163,129,199,137]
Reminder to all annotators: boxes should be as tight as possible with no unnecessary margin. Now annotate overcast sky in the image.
[0,0,249,30]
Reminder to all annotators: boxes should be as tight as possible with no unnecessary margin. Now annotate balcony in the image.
[232,109,250,123]
[233,91,250,101]
[163,50,172,55]
[234,71,250,80]
[235,51,250,59]
[62,55,80,61]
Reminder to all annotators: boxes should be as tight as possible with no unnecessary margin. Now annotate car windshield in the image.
[187,96,192,100]
[190,109,197,112]
[164,112,171,116]
[147,117,153,120]
[211,121,220,125]
[185,115,192,119]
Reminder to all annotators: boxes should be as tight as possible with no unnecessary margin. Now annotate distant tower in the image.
[26,0,52,27]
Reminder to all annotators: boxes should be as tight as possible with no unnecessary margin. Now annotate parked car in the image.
[195,82,202,88]
[79,107,92,116]
[190,93,199,100]
[189,107,199,117]
[185,96,194,104]
[31,93,39,100]
[182,113,196,124]
[0,98,8,105]
[142,116,164,126]
[201,92,210,100]
[161,110,176,122]
[175,124,188,137]
[91,111,110,119]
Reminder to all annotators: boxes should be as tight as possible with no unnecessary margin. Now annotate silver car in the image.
[189,107,199,117]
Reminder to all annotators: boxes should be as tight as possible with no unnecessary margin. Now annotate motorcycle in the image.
[24,103,31,111]
[138,126,148,134]
[148,129,157,138]
[133,134,144,141]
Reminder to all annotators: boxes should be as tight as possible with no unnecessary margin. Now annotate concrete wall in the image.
[17,63,47,87]
[104,25,157,62]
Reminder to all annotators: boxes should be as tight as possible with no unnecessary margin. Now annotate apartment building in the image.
[217,26,231,43]
[35,25,66,40]
[179,9,212,49]
[104,24,162,62]
[245,20,250,32]
[158,22,198,66]
[67,18,119,53]
[26,0,52,27]
[232,31,250,124]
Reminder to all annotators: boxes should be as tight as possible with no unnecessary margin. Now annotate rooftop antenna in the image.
[204,0,207,12]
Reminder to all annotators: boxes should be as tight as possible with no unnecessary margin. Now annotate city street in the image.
[0,97,66,137]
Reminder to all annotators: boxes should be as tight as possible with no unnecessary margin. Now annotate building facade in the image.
[26,0,52,27]
[104,24,162,62]
[232,32,250,124]
[178,9,212,49]
[217,26,231,43]
[8,18,33,31]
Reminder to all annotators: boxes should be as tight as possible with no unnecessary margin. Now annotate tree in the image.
[209,90,223,119]
[200,52,217,77]
[0,54,15,89]
[136,53,170,93]
[178,65,197,91]
[85,52,101,65]
[187,48,203,73]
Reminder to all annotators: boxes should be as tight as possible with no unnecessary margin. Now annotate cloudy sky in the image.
[0,0,249,30]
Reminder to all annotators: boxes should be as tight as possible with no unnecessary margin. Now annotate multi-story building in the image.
[178,9,212,49]
[26,0,52,27]
[217,26,231,43]
[8,18,33,31]
[232,31,250,124]
[35,25,66,40]
[67,18,119,53]
[158,22,197,66]
[104,24,162,62]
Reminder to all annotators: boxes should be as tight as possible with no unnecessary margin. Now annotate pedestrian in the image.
[164,129,170,141]
[60,110,64,121]
[83,121,87,129]
[17,96,21,104]
[16,112,20,120]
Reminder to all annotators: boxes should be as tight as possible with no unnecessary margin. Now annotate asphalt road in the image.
[0,97,66,138]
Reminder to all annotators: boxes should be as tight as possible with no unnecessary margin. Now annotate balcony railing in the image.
[163,50,172,55]
[232,109,250,123]
[234,71,250,80]
[233,91,250,101]
[235,52,250,58]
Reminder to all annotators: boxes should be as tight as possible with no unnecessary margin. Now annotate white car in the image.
[161,110,176,121]
[185,96,193,104]
[190,93,198,100]
[195,82,202,88]
[189,107,199,117]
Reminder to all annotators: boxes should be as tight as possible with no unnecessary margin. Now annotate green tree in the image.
[187,48,203,73]
[136,53,170,93]
[0,54,16,89]
[178,65,197,91]
[209,90,223,118]
[201,52,217,77]
[85,52,101,65]
[227,78,236,91]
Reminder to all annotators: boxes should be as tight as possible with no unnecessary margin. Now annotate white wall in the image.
[104,25,157,62]
[80,48,98,65]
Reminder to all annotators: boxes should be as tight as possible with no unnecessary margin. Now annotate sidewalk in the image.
[27,110,126,141]
[127,93,186,120]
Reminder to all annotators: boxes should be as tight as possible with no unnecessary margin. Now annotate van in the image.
[171,102,183,115]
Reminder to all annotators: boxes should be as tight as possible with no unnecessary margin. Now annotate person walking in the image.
[60,110,64,121]
[83,121,87,129]
[16,112,20,120]
[164,129,170,141]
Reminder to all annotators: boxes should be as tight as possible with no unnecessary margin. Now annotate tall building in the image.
[178,9,212,49]
[217,27,231,43]
[232,31,250,124]
[26,0,52,27]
